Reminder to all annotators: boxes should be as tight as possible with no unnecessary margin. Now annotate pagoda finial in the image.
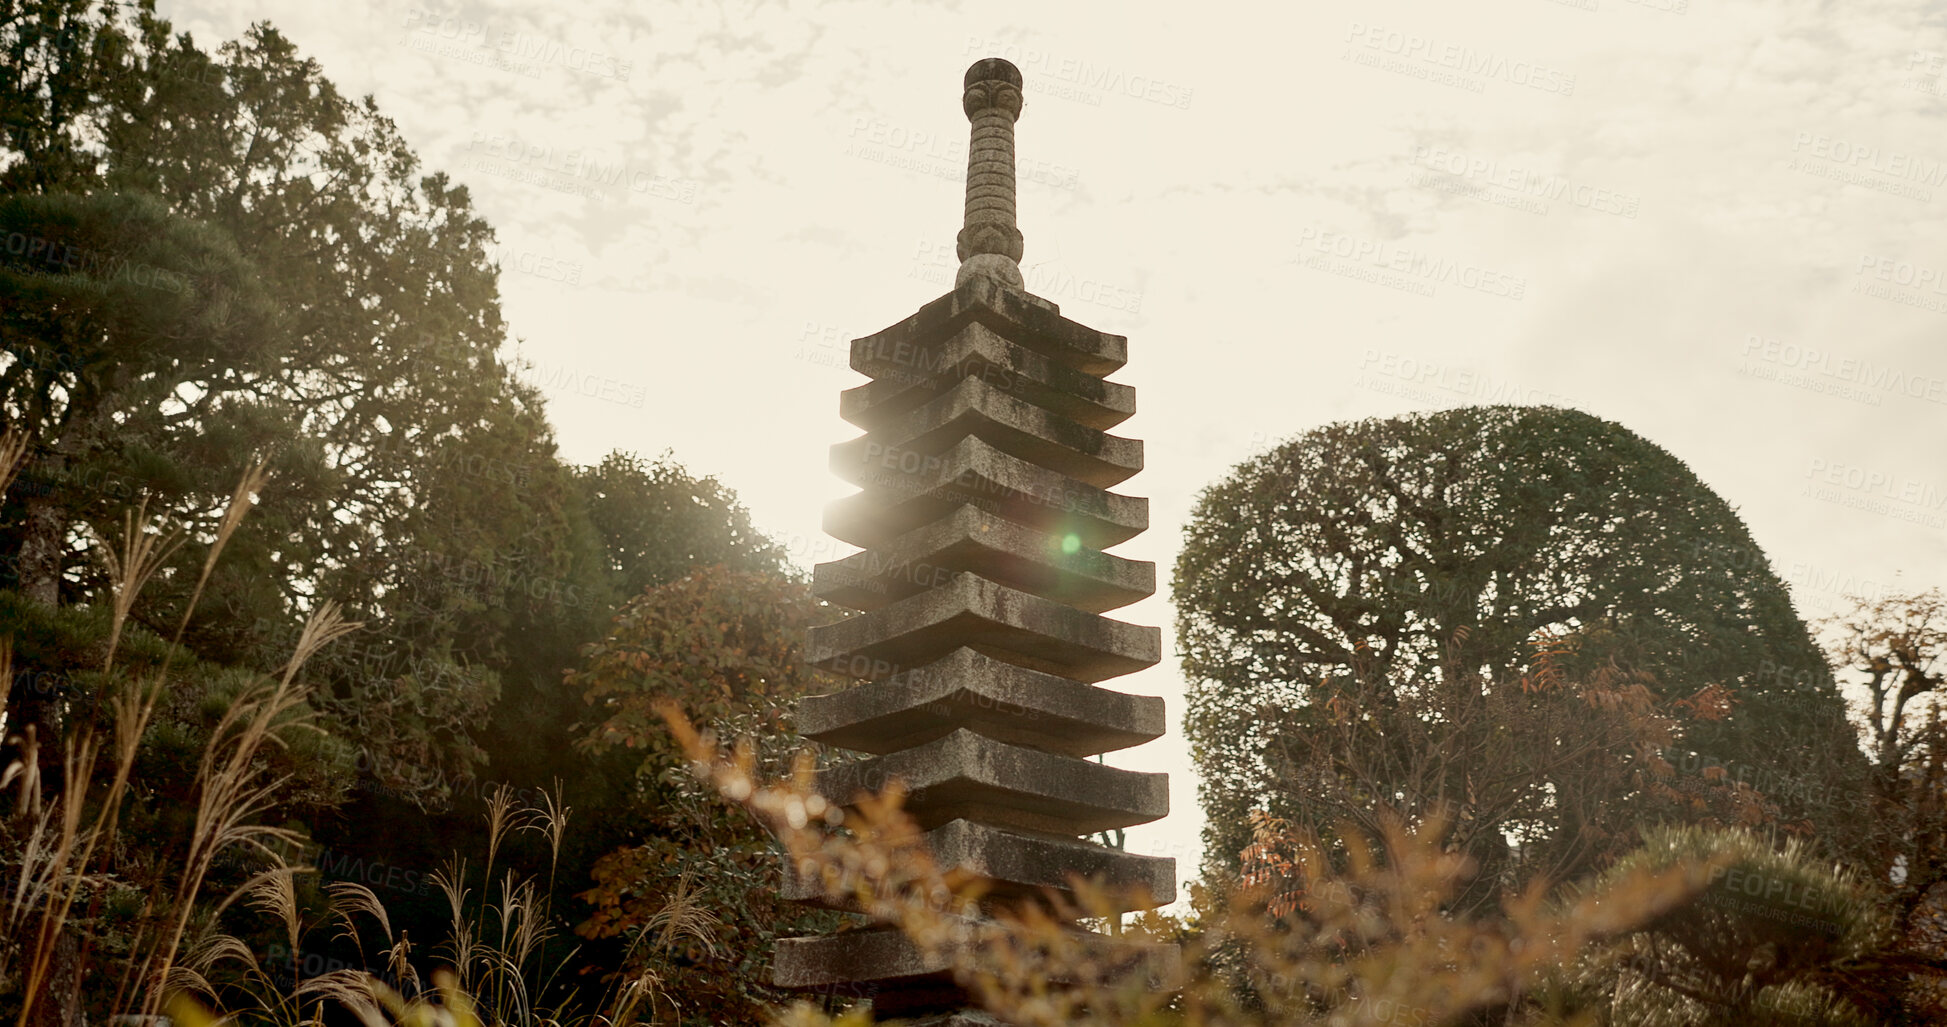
[956,57,1025,290]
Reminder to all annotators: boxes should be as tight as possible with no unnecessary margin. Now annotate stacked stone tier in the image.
[778,277,1176,1015]
[815,728,1164,835]
[797,646,1162,757]
[855,275,1131,378]
[808,572,1159,683]
[831,374,1142,489]
[772,922,1178,1018]
[781,817,1175,910]
[840,320,1135,432]
[828,432,1147,550]
[812,505,1153,614]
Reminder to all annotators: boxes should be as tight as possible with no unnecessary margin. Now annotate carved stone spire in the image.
[956,58,1025,289]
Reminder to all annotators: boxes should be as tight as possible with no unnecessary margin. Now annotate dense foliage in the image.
[0,1,803,1020]
[1175,405,1866,885]
[569,565,848,1024]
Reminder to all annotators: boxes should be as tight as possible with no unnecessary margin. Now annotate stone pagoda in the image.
[771,57,1176,1024]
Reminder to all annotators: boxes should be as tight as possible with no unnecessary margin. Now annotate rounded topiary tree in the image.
[1176,405,1863,890]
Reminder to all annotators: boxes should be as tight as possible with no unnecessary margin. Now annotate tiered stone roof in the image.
[771,58,1177,1025]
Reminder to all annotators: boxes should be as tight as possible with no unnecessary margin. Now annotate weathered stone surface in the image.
[903,1015,1009,1027]
[774,919,1181,995]
[856,273,1129,377]
[841,319,1136,431]
[783,817,1176,910]
[927,819,1175,908]
[797,646,1162,757]
[812,505,1153,614]
[772,926,964,1016]
[832,374,1142,489]
[772,924,955,989]
[960,58,1025,288]
[807,573,1160,683]
[816,728,1168,834]
[827,434,1148,551]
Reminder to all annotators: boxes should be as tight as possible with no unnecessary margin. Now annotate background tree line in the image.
[0,1,830,1021]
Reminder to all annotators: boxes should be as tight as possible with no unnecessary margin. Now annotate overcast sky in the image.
[160,0,1947,891]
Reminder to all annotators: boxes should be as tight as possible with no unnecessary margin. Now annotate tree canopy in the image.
[0,0,554,797]
[0,3,813,1017]
[1175,405,1865,883]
